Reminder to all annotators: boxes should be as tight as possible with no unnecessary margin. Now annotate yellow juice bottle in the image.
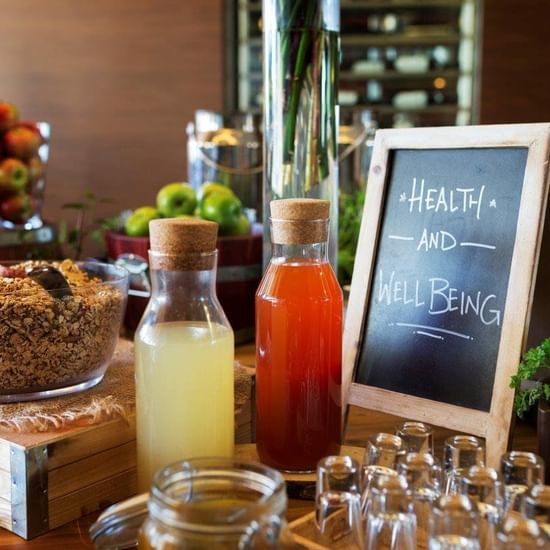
[135,219,235,493]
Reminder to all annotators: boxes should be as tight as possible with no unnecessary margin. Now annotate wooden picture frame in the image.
[343,123,550,466]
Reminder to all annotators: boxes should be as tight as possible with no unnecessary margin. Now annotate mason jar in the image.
[141,458,296,549]
[90,457,297,549]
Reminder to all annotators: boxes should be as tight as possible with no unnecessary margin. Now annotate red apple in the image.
[3,126,41,160]
[0,158,29,192]
[0,193,31,223]
[0,101,19,132]
[18,120,46,141]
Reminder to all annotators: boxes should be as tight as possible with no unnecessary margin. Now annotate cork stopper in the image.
[270,199,330,244]
[149,218,218,270]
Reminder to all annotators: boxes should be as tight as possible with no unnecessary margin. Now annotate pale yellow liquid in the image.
[135,321,234,492]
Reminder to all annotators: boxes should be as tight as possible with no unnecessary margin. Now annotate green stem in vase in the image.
[304,66,316,192]
[277,0,335,191]
[283,28,312,167]
[282,1,318,173]
[316,30,329,183]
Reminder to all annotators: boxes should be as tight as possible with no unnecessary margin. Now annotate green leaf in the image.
[511,337,550,417]
[62,202,87,210]
[57,220,67,244]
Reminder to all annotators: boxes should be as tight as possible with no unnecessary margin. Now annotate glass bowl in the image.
[0,259,128,402]
[0,121,50,230]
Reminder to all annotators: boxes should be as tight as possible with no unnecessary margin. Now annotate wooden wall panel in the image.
[479,0,550,346]
[0,0,224,244]
[480,0,550,124]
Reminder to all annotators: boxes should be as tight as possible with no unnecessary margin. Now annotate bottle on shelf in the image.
[134,218,234,492]
[256,198,343,472]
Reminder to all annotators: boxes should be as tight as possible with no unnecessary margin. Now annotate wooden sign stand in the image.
[343,123,550,467]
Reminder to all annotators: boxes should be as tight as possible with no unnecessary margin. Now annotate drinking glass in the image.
[315,455,364,549]
[362,433,404,513]
[521,484,550,540]
[500,451,545,514]
[443,435,485,495]
[362,466,399,518]
[428,494,480,549]
[398,452,442,536]
[317,455,362,496]
[365,474,416,550]
[495,514,547,549]
[460,466,504,550]
[364,433,405,470]
[396,421,434,455]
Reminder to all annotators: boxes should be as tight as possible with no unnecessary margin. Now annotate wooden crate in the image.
[0,415,137,539]
[0,368,255,539]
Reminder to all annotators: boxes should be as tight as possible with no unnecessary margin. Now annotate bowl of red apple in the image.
[0,101,50,230]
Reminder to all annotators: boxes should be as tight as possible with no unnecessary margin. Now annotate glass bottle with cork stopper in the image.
[256,198,343,472]
[134,218,234,493]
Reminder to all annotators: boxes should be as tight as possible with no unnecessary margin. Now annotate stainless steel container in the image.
[187,110,262,221]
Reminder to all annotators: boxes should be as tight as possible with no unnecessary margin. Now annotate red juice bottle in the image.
[256,198,342,471]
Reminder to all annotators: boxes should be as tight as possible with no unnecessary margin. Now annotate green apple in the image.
[156,182,197,217]
[0,158,28,192]
[199,192,242,235]
[125,206,159,237]
[197,181,234,202]
[228,213,251,236]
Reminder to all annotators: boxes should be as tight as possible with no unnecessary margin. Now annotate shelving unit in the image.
[228,0,482,129]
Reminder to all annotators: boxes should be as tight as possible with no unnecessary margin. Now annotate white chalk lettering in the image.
[428,277,501,326]
[407,178,486,218]
[417,229,457,251]
[377,269,425,307]
[378,270,394,305]
[408,177,424,213]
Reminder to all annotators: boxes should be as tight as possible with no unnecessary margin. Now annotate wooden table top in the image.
[0,346,539,548]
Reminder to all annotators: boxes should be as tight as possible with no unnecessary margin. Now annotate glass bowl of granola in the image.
[0,259,128,402]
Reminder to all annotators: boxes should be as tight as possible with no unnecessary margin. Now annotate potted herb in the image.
[510,337,550,420]
[510,337,550,482]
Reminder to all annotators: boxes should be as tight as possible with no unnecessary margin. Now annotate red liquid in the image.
[255,259,342,471]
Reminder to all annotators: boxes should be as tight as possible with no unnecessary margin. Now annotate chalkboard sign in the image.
[343,124,550,466]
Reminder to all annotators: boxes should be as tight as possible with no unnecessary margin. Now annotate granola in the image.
[0,260,125,393]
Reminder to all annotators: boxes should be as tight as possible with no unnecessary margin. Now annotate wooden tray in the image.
[290,510,429,550]
[235,444,364,501]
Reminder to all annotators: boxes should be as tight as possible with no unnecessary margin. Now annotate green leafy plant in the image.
[59,191,121,260]
[510,337,550,418]
[337,189,365,286]
[276,0,339,192]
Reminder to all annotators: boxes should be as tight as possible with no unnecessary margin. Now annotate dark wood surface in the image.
[480,0,550,125]
[0,345,539,548]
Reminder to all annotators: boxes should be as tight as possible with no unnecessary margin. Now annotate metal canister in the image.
[187,110,262,221]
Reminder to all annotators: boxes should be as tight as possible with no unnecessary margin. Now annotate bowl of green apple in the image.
[105,181,261,341]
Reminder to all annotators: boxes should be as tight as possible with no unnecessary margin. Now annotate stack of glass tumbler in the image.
[312,421,549,549]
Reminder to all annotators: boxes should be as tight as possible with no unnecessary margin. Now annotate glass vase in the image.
[0,121,50,230]
[262,0,340,269]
